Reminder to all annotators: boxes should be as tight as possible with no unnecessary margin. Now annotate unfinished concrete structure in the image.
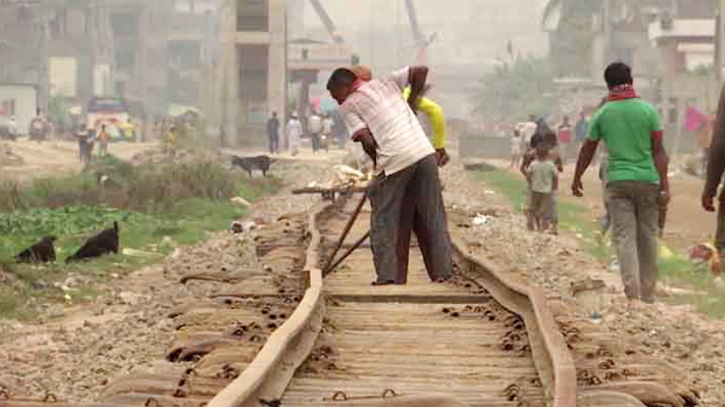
[219,0,287,147]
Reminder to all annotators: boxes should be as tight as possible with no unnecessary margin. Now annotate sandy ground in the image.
[0,140,157,182]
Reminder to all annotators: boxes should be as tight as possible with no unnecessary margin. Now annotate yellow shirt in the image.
[403,87,446,149]
[167,130,176,147]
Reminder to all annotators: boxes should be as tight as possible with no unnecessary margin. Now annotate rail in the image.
[205,197,583,407]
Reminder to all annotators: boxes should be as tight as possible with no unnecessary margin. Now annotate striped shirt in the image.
[341,68,435,176]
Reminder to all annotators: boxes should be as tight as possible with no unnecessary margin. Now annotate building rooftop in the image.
[648,19,714,42]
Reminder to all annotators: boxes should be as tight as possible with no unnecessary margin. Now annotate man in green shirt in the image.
[572,62,670,304]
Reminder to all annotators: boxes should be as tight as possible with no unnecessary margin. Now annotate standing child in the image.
[527,147,559,231]
[97,124,110,157]
[521,128,562,231]
[509,129,522,170]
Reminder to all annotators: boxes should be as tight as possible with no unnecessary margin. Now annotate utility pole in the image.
[38,0,50,115]
[717,0,725,84]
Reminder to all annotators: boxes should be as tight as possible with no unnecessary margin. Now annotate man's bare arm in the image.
[407,66,429,114]
[353,128,378,168]
[704,84,725,211]
[652,135,670,204]
[572,139,598,197]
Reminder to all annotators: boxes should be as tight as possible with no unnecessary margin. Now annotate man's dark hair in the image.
[327,68,357,91]
[604,62,633,89]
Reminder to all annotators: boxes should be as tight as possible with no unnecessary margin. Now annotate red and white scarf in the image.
[608,84,638,101]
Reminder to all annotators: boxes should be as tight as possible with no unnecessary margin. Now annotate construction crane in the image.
[404,0,437,65]
[308,0,344,44]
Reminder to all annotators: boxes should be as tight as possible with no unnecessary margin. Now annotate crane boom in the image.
[404,0,425,44]
[308,0,344,44]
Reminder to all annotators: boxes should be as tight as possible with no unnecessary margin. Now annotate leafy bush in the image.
[0,205,135,237]
[127,160,239,212]
[0,157,243,214]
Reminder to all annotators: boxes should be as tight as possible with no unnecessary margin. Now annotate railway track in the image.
[0,194,700,407]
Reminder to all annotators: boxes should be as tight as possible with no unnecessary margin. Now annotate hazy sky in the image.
[297,0,550,71]
[294,0,551,117]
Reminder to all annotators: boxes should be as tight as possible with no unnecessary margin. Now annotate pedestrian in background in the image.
[287,112,303,156]
[573,62,670,304]
[97,124,110,157]
[165,125,177,158]
[702,74,725,264]
[509,129,522,170]
[575,112,589,155]
[267,111,280,155]
[521,128,562,234]
[321,113,334,152]
[557,115,573,162]
[307,111,322,153]
[526,147,559,231]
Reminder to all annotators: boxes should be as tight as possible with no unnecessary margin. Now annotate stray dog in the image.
[15,236,57,263]
[230,155,274,177]
[66,222,120,263]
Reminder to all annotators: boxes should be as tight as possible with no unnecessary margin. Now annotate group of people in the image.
[0,109,52,141]
[509,114,590,171]
[75,124,111,166]
[266,111,338,156]
[513,62,668,304]
[321,58,703,307]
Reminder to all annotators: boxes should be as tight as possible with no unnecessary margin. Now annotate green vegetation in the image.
[472,167,725,318]
[0,156,281,320]
[474,57,554,122]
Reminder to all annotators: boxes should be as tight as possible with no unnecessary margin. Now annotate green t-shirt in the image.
[588,98,661,184]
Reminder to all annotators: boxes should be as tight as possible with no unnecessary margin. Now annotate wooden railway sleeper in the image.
[173,368,196,398]
[0,390,59,404]
[324,389,398,402]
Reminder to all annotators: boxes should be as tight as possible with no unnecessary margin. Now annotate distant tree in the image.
[543,0,600,78]
[473,57,554,122]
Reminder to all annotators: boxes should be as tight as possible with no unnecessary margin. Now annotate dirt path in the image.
[0,140,157,182]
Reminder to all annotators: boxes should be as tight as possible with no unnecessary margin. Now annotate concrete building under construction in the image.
[218,0,288,147]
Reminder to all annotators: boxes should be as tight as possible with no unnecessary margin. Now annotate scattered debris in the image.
[570,278,607,297]
[472,213,493,226]
[231,196,252,207]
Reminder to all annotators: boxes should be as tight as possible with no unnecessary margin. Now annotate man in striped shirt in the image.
[327,66,452,286]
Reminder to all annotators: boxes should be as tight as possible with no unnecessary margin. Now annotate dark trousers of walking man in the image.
[311,132,321,152]
[269,133,279,154]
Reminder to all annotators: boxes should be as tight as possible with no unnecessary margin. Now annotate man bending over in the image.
[327,66,452,286]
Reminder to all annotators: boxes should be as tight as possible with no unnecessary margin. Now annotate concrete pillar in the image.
[219,0,238,147]
[268,0,287,122]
